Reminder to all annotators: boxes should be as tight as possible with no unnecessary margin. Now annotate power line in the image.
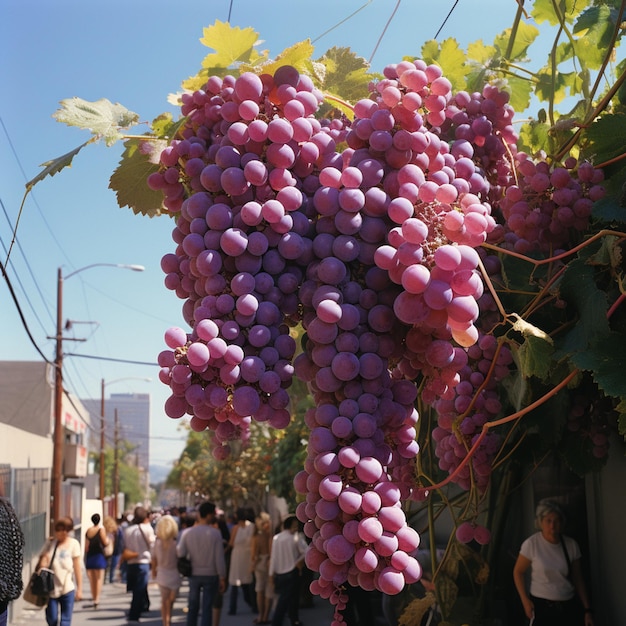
[65,352,159,367]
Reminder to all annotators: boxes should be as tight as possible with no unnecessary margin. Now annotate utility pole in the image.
[51,268,64,532]
[114,409,120,520]
[100,378,106,503]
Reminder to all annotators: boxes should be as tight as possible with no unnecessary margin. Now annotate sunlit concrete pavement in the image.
[14,574,335,626]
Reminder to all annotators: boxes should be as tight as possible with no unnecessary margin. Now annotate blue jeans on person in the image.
[187,575,219,626]
[0,605,7,626]
[45,590,75,626]
[109,553,121,583]
[271,569,301,626]
[127,563,150,621]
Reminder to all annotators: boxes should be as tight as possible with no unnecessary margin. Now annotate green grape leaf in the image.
[421,38,468,91]
[572,5,615,70]
[584,113,626,162]
[532,0,583,25]
[517,335,555,382]
[316,47,373,105]
[518,119,551,158]
[109,137,168,217]
[493,22,539,61]
[556,258,610,357]
[535,67,573,104]
[25,140,93,191]
[571,333,626,397]
[502,73,533,117]
[53,98,140,146]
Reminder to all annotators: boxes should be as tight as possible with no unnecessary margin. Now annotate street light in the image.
[51,263,144,532]
[100,376,151,506]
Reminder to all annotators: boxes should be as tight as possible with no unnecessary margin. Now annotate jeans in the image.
[45,590,75,626]
[271,569,301,626]
[109,553,121,583]
[0,606,7,626]
[127,563,150,621]
[187,575,219,626]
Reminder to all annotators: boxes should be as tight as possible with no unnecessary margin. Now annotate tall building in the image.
[82,392,150,477]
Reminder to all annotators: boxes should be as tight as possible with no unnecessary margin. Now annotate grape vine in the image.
[25,2,626,623]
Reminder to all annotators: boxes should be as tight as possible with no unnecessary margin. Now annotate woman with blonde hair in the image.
[152,514,182,626]
[250,512,273,625]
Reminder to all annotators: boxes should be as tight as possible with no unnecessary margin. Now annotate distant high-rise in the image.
[83,392,150,474]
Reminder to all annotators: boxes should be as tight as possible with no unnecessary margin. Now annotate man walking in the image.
[177,501,226,626]
[268,515,307,626]
[123,506,155,623]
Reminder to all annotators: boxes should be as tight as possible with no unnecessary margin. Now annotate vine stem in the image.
[420,369,578,493]
[322,94,355,113]
[482,229,626,268]
[607,292,626,320]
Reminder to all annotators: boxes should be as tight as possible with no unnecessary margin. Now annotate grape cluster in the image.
[151,68,338,457]
[148,50,609,611]
[430,332,513,491]
[496,153,605,254]
[566,388,614,460]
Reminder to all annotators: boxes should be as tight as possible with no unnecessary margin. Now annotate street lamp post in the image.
[50,263,144,532]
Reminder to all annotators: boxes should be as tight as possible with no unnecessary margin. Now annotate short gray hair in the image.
[535,499,566,528]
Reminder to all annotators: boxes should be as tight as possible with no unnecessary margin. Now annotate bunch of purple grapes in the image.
[152,68,345,457]
[430,332,513,491]
[496,153,605,254]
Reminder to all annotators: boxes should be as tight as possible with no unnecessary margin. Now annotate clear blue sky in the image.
[0,0,523,473]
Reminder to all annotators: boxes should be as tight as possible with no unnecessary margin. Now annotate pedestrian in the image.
[84,513,109,608]
[251,512,273,625]
[211,516,231,626]
[227,507,255,615]
[152,514,181,626]
[123,506,155,623]
[268,515,307,626]
[105,517,124,583]
[177,501,226,626]
[38,516,83,626]
[513,499,594,626]
[0,485,24,626]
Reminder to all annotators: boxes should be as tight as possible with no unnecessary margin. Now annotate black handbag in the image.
[31,541,58,597]
[30,568,55,596]
[177,556,192,577]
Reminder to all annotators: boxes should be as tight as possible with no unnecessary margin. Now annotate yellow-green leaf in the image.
[532,0,583,25]
[421,38,468,92]
[398,594,436,626]
[53,97,140,146]
[317,47,374,105]
[253,39,316,78]
[199,20,261,69]
[494,22,539,61]
[109,138,168,217]
[518,118,551,155]
[501,73,533,116]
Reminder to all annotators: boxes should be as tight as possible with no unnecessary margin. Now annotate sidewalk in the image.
[14,575,335,626]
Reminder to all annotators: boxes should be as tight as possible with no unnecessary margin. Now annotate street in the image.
[13,574,335,626]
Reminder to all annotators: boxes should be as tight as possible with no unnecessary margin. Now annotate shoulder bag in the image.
[24,542,58,605]
[177,555,192,577]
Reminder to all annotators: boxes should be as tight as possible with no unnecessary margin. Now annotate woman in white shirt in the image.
[513,499,594,626]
